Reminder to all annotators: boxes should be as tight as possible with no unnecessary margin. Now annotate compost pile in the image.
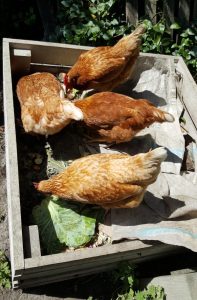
[16,56,197,255]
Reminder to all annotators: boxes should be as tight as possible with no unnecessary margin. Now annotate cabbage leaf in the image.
[33,195,104,254]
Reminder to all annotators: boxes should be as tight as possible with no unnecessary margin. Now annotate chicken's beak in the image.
[66,80,73,91]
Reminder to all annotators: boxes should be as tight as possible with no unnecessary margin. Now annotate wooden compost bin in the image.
[3,38,197,289]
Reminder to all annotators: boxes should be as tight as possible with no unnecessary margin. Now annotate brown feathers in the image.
[36,148,167,209]
[16,72,83,135]
[75,92,174,144]
[67,24,146,91]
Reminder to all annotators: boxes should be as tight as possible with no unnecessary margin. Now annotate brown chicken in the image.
[35,147,167,209]
[67,24,146,91]
[16,72,83,135]
[74,92,174,144]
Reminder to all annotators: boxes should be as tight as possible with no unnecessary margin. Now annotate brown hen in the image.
[35,148,167,209]
[67,24,146,91]
[16,72,83,135]
[74,92,174,144]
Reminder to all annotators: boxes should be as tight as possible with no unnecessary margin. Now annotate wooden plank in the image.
[6,38,92,68]
[126,0,138,25]
[192,0,197,22]
[145,0,157,23]
[20,264,118,288]
[3,39,25,277]
[23,226,41,258]
[163,0,176,27]
[20,245,181,288]
[176,57,197,134]
[23,240,152,271]
[178,0,191,26]
[23,243,179,274]
[22,244,179,280]
[30,62,71,74]
[10,49,31,75]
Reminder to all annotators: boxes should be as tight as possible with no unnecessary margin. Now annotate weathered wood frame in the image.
[3,38,197,289]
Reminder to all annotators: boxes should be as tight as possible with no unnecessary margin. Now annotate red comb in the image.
[63,73,68,85]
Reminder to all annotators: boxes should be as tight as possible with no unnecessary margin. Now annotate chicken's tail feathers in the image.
[132,24,147,36]
[148,147,167,163]
[153,109,175,123]
[131,147,167,185]
[164,112,175,122]
[113,23,146,52]
[63,100,84,121]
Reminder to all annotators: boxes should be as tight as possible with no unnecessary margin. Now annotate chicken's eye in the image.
[70,75,86,90]
[72,76,79,84]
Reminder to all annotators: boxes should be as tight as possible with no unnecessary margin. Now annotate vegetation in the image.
[57,0,130,46]
[1,0,196,78]
[141,19,197,80]
[33,195,104,254]
[57,1,197,79]
[0,250,11,289]
[87,262,166,300]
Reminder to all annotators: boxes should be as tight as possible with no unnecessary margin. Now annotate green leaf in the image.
[185,28,195,35]
[33,196,104,254]
[102,33,110,40]
[0,251,11,288]
[183,37,192,47]
[111,18,118,25]
[170,22,181,30]
[89,6,97,14]
[46,146,68,177]
[186,54,191,60]
[155,34,162,45]
[88,25,100,35]
[142,19,153,30]
[141,46,151,53]
[153,23,165,33]
[135,291,145,300]
[107,28,116,37]
[61,1,69,8]
[171,43,178,49]
[180,32,189,37]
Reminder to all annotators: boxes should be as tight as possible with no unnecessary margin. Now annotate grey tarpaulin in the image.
[96,56,197,252]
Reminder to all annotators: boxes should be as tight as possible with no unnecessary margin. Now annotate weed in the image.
[57,0,130,46]
[87,262,166,300]
[141,19,197,80]
[0,250,11,289]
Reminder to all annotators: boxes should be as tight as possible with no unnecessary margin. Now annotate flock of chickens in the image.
[16,24,174,209]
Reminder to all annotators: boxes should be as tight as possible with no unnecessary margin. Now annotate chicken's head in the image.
[68,74,88,90]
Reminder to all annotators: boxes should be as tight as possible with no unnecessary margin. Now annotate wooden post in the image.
[126,0,138,25]
[145,0,158,23]
[178,0,191,26]
[192,0,197,23]
[163,0,175,27]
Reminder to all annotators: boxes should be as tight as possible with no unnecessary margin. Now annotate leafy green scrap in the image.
[33,195,104,254]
